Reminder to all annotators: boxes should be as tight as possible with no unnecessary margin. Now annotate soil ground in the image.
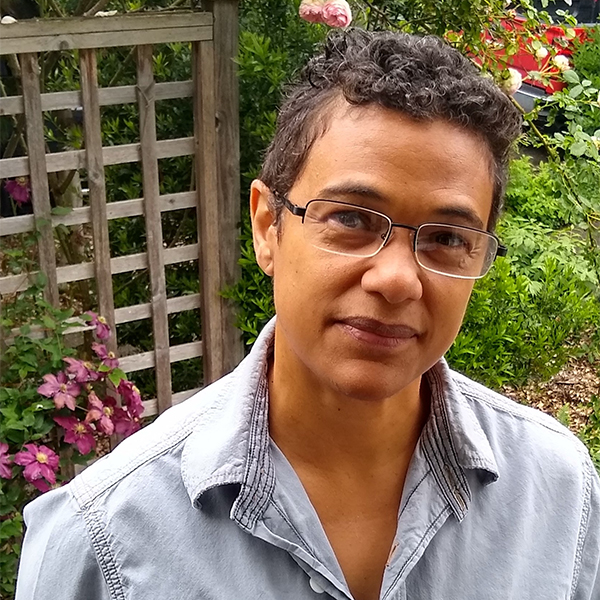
[503,357,600,436]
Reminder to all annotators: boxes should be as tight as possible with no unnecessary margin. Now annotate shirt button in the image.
[309,576,326,594]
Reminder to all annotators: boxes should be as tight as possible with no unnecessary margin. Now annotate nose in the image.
[360,228,424,304]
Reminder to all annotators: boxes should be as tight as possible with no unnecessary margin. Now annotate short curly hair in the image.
[259,28,522,231]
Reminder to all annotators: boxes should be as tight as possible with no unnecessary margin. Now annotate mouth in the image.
[337,317,419,348]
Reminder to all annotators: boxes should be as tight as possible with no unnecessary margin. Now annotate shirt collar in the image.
[421,360,499,521]
[181,317,499,526]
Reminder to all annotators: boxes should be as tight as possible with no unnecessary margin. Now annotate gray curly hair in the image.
[259,28,522,231]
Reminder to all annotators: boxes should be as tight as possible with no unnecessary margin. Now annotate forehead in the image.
[289,103,494,227]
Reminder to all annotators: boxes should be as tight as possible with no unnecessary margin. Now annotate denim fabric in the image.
[16,318,600,600]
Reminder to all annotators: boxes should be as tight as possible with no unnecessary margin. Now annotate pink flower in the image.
[85,393,116,436]
[4,177,31,206]
[91,342,119,369]
[14,444,59,493]
[113,407,142,438]
[87,311,111,340]
[117,380,144,419]
[63,357,99,383]
[299,0,325,23]
[38,371,81,411]
[54,416,96,455]
[322,0,352,28]
[0,443,13,479]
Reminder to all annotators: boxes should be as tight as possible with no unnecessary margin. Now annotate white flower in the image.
[535,47,549,60]
[1,15,17,24]
[552,55,571,72]
[500,68,523,96]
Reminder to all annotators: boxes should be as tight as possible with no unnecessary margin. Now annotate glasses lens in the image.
[303,201,389,257]
[416,224,498,278]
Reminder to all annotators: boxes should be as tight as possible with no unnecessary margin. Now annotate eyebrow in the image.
[317,182,486,230]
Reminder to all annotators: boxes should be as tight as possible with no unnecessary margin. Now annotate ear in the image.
[250,179,277,277]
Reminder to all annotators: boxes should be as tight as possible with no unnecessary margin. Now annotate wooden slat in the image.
[0,80,193,117]
[202,1,243,375]
[21,53,59,306]
[6,293,202,342]
[0,243,199,294]
[0,191,196,236]
[80,48,117,353]
[1,25,212,55]
[0,12,212,39]
[0,137,194,179]
[114,293,201,325]
[118,340,202,373]
[136,44,172,414]
[142,386,202,418]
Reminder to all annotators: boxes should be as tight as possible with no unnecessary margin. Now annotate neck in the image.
[268,331,430,479]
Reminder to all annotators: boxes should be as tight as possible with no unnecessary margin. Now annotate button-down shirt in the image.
[16,318,600,599]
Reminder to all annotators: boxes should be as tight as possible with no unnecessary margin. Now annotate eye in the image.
[433,231,469,249]
[328,209,372,230]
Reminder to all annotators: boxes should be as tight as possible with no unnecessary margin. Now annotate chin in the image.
[324,363,419,402]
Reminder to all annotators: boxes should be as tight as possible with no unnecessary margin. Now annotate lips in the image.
[337,316,419,347]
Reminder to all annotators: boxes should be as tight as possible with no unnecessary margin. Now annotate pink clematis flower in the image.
[54,416,96,455]
[87,311,111,340]
[322,0,352,28]
[4,177,31,206]
[299,0,325,23]
[0,443,13,479]
[85,392,117,436]
[63,357,99,383]
[91,342,119,369]
[14,444,59,492]
[38,371,81,411]
[117,380,145,419]
[113,407,142,438]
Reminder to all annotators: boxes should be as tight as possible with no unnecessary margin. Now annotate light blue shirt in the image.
[16,318,600,599]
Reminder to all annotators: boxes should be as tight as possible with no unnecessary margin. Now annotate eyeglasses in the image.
[278,195,507,280]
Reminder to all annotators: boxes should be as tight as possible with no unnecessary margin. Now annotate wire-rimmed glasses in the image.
[278,195,507,280]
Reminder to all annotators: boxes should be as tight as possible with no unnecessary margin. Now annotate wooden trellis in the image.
[0,6,243,417]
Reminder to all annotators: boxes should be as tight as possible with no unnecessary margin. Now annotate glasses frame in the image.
[277,194,507,280]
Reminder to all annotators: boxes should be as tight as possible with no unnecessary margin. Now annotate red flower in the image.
[91,342,119,369]
[85,392,116,436]
[14,444,59,493]
[86,311,111,340]
[37,371,81,411]
[54,416,96,455]
[4,177,31,206]
[117,380,144,419]
[0,443,13,479]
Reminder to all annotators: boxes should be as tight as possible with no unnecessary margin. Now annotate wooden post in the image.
[193,40,224,384]
[136,45,172,414]
[20,53,59,306]
[200,0,244,378]
[79,49,117,354]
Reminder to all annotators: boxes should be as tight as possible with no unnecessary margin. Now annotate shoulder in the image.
[450,368,595,486]
[68,370,235,510]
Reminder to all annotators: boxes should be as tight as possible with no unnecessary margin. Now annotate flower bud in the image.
[535,47,549,60]
[500,68,523,96]
[552,55,570,72]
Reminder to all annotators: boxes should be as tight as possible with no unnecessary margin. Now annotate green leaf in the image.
[562,70,580,84]
[569,84,583,99]
[569,140,588,156]
[42,315,56,330]
[50,206,73,216]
